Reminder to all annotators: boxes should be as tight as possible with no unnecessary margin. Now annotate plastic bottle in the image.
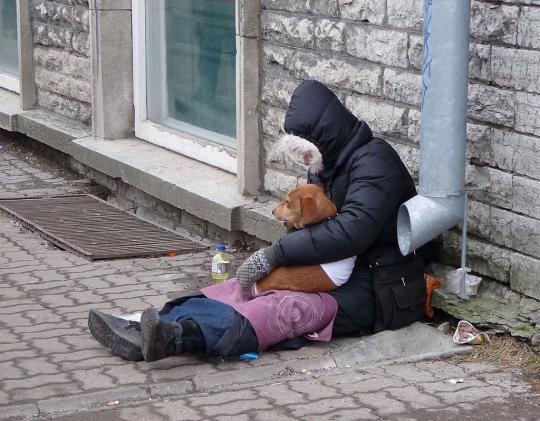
[211,244,231,284]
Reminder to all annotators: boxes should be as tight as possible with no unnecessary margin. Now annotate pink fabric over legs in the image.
[201,278,338,351]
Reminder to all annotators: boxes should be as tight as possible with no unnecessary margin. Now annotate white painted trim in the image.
[17,0,36,109]
[132,0,147,124]
[0,72,19,93]
[138,120,237,173]
[132,0,238,175]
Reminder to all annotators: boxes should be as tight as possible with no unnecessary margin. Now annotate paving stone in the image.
[17,357,61,376]
[149,380,193,398]
[56,303,115,315]
[104,365,147,385]
[31,269,68,282]
[36,386,149,417]
[71,368,117,390]
[250,409,298,421]
[256,383,304,405]
[438,384,509,404]
[147,359,217,382]
[0,389,10,405]
[14,322,73,334]
[475,371,532,394]
[190,389,258,407]
[67,290,106,304]
[4,373,72,391]
[113,298,152,312]
[24,309,65,324]
[0,341,30,354]
[419,378,490,394]
[24,282,79,293]
[289,396,359,417]
[0,330,20,344]
[199,395,273,417]
[357,391,408,415]
[30,337,73,354]
[457,362,500,375]
[289,378,340,400]
[0,303,44,314]
[62,334,104,351]
[50,348,113,364]
[104,289,156,300]
[75,276,112,289]
[0,349,39,362]
[193,363,289,391]
[214,415,251,421]
[58,356,127,372]
[387,385,442,409]
[21,326,80,341]
[332,375,408,394]
[0,361,26,380]
[0,287,25,300]
[0,264,51,274]
[39,294,77,308]
[152,400,205,421]
[414,360,469,380]
[0,403,39,420]
[383,363,438,383]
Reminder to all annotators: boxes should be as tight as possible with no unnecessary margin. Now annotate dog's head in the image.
[273,184,337,230]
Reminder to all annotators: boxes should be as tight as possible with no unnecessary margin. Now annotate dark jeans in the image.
[159,296,258,358]
[160,297,235,353]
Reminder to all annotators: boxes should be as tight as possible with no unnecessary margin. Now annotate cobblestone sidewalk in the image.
[1,131,539,420]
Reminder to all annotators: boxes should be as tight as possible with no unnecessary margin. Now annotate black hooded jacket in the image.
[274,80,417,335]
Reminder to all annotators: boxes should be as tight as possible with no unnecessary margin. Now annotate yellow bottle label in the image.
[211,252,230,284]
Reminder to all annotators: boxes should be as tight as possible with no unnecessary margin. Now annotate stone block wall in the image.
[260,0,540,339]
[30,0,91,123]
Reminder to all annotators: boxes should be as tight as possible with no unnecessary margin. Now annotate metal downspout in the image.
[397,0,471,256]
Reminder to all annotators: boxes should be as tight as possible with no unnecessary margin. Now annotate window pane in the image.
[146,0,236,148]
[0,0,18,77]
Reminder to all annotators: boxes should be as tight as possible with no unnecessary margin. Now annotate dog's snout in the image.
[272,208,276,215]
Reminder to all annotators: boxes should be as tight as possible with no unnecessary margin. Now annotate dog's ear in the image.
[300,196,319,227]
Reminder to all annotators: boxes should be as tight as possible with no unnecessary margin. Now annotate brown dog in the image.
[254,184,342,295]
[253,185,440,321]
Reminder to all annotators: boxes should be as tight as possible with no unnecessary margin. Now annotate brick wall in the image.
[30,0,91,123]
[260,0,540,316]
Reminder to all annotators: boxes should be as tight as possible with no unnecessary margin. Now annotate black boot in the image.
[88,309,143,361]
[140,306,205,362]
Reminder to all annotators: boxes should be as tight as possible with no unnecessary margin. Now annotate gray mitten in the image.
[236,247,279,289]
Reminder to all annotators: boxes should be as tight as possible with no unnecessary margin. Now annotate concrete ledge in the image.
[0,97,284,243]
[0,89,20,131]
[16,109,92,152]
[332,322,472,369]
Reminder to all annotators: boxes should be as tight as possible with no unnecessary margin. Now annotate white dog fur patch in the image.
[273,133,324,174]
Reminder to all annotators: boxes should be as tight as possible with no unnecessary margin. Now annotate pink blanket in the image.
[201,279,338,351]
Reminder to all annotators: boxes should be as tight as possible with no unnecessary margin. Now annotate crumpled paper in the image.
[452,320,490,345]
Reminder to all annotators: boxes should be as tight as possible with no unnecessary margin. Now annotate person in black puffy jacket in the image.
[237,79,418,336]
[89,80,420,363]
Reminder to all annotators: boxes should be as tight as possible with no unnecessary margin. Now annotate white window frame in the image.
[0,72,19,93]
[132,0,237,174]
[0,0,20,93]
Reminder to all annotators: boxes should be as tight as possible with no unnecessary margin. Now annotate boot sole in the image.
[88,309,143,361]
[140,306,160,362]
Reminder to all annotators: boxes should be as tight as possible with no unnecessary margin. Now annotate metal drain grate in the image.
[0,195,207,260]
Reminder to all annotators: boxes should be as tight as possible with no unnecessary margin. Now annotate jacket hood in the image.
[284,80,372,168]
